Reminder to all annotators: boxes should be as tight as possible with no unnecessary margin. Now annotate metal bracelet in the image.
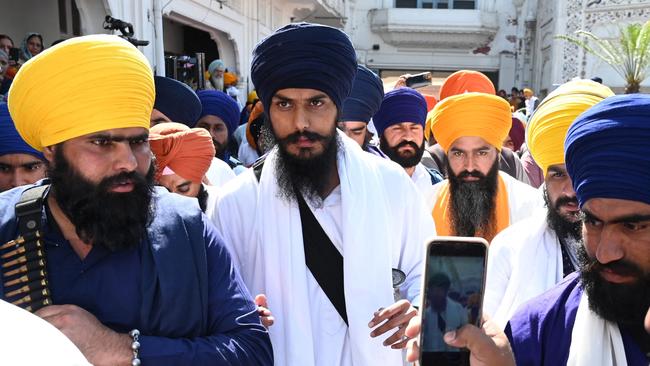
[129,329,141,366]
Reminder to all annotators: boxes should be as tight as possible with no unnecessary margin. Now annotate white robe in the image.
[211,132,436,366]
[205,157,236,187]
[430,171,544,229]
[483,210,564,329]
[411,163,437,211]
[0,300,90,365]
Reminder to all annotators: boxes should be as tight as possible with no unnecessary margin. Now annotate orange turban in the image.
[439,70,495,101]
[429,92,512,152]
[224,72,238,86]
[149,122,215,183]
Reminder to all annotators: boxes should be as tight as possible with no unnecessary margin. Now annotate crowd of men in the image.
[0,22,648,366]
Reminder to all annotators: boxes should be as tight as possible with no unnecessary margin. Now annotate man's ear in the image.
[42,145,56,164]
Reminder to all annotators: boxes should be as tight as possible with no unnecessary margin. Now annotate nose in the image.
[463,154,478,172]
[9,172,21,188]
[291,107,309,132]
[112,142,138,172]
[594,225,625,265]
[562,176,576,197]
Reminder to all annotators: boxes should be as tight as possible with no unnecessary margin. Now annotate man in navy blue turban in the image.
[0,103,47,192]
[210,22,437,366]
[151,76,202,127]
[404,94,650,366]
[196,89,244,172]
[337,65,384,150]
[373,87,442,205]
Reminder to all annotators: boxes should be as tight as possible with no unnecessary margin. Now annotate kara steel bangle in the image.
[129,329,141,366]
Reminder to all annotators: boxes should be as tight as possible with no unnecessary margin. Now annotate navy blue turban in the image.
[154,76,202,127]
[197,90,240,136]
[250,22,358,115]
[339,65,384,123]
[0,103,44,159]
[565,94,650,207]
[372,87,427,136]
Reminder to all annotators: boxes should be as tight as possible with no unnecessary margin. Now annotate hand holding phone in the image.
[405,72,432,89]
[419,236,488,366]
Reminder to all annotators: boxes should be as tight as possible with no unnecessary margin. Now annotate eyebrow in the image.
[176,181,191,190]
[582,208,650,224]
[272,93,329,102]
[449,146,492,153]
[547,167,566,174]
[87,133,149,142]
[350,126,366,132]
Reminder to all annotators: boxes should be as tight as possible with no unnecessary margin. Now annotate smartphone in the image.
[405,71,432,89]
[419,236,488,366]
[9,48,20,63]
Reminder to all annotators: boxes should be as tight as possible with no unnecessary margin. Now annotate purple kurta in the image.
[505,272,647,366]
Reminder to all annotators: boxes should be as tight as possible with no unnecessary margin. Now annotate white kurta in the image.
[411,163,437,211]
[0,300,90,365]
[211,132,436,366]
[483,210,564,329]
[205,157,236,187]
[430,171,544,228]
[237,139,260,167]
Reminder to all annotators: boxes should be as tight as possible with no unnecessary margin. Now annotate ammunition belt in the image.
[1,231,52,312]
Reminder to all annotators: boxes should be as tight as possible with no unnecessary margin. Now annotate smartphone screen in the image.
[420,238,488,366]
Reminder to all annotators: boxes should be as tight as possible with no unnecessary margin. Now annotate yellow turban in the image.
[8,35,154,151]
[526,79,614,175]
[429,92,512,152]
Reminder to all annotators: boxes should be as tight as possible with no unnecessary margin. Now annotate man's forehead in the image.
[81,127,149,138]
[547,164,567,173]
[449,136,493,151]
[272,88,331,100]
[583,197,650,218]
[0,153,44,164]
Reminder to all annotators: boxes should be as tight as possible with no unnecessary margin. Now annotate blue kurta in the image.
[505,272,647,366]
[0,183,272,365]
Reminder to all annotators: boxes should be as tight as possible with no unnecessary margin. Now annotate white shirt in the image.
[0,300,90,365]
[411,163,437,211]
[422,298,468,352]
[205,157,236,187]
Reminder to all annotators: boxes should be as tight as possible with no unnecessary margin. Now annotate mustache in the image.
[554,196,579,210]
[98,171,147,192]
[394,140,420,151]
[583,256,644,279]
[278,130,327,144]
[456,170,486,180]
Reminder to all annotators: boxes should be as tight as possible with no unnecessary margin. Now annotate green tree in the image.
[556,21,650,93]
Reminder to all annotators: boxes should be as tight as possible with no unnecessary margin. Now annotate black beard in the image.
[271,125,340,208]
[447,158,499,238]
[544,188,582,241]
[213,138,227,158]
[379,135,425,168]
[48,146,155,252]
[197,183,208,213]
[577,244,650,328]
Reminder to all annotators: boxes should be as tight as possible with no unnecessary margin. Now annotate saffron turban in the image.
[373,87,427,136]
[439,70,495,101]
[251,22,357,114]
[8,35,154,151]
[0,104,44,160]
[149,122,215,183]
[566,94,650,207]
[527,79,613,175]
[197,90,240,136]
[154,76,202,127]
[429,92,512,152]
[224,72,238,86]
[339,65,384,124]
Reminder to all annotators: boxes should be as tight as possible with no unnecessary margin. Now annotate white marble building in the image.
[1,0,649,96]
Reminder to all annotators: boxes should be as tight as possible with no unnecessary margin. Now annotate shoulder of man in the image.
[505,272,581,364]
[0,182,48,244]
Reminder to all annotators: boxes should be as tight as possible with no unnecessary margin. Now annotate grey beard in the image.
[210,75,224,90]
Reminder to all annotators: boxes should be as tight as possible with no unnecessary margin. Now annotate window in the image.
[395,0,475,9]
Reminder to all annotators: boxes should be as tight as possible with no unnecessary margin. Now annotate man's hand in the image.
[393,74,411,89]
[255,294,275,328]
[36,304,131,366]
[368,299,418,349]
[405,315,515,366]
